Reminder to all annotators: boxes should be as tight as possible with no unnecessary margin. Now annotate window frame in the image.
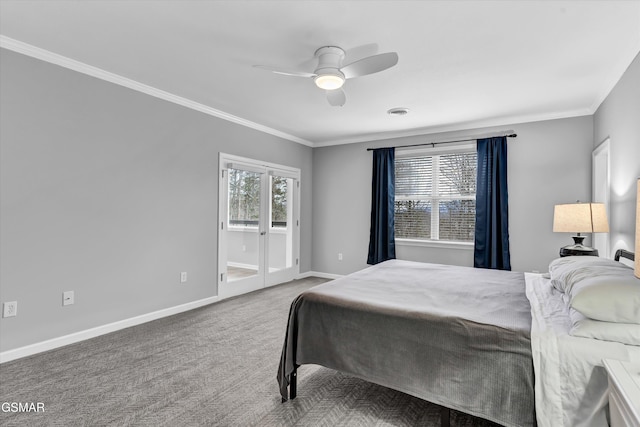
[394,143,476,249]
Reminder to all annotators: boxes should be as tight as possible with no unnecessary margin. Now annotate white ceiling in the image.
[1,1,639,147]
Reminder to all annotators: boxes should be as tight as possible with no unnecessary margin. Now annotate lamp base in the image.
[571,235,586,246]
[559,240,599,257]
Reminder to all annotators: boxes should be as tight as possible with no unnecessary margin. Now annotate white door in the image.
[218,154,300,298]
[592,138,610,258]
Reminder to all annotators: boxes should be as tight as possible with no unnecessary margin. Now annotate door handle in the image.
[260,231,266,236]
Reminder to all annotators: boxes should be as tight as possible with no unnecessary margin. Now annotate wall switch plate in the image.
[338,253,343,261]
[180,272,188,283]
[63,291,74,306]
[3,301,17,318]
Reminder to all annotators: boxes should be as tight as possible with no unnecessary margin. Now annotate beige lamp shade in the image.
[553,203,609,233]
[635,178,640,278]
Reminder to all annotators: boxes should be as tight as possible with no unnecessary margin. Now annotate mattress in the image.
[278,259,535,427]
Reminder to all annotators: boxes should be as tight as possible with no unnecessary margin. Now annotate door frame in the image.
[217,153,300,299]
[592,137,610,258]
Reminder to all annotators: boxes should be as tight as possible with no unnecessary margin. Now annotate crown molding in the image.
[3,34,634,150]
[0,35,314,147]
[312,108,593,148]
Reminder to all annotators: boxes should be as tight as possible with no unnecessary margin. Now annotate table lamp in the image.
[553,202,609,257]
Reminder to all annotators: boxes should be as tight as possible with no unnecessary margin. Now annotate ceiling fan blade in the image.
[340,52,398,79]
[326,89,346,107]
[253,65,316,78]
[343,43,379,64]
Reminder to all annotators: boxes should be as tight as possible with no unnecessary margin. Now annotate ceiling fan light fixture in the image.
[314,72,345,90]
[254,45,398,106]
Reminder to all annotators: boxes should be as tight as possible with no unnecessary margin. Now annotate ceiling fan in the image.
[254,46,398,107]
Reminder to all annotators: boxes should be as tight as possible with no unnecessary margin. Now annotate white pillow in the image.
[570,275,640,324]
[548,256,639,323]
[569,307,640,346]
[548,256,632,294]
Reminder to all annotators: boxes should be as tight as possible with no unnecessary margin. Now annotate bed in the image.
[278,259,535,427]
[278,252,639,427]
[528,250,640,427]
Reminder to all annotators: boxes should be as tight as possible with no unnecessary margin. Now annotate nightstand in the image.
[603,359,640,427]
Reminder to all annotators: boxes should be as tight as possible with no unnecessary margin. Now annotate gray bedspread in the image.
[278,259,534,427]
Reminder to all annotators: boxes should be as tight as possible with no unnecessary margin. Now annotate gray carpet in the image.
[0,277,501,426]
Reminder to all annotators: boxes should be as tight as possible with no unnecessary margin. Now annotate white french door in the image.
[218,153,300,298]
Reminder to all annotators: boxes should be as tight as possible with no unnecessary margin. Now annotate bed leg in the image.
[289,369,297,400]
[440,406,450,427]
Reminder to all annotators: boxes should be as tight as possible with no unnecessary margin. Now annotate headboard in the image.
[614,249,635,262]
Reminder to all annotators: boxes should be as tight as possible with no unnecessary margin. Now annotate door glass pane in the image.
[226,168,260,282]
[269,175,293,272]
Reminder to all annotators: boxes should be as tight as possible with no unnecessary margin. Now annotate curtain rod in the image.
[366,133,517,151]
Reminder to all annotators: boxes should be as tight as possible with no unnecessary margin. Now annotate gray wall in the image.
[312,116,594,275]
[0,49,313,352]
[2,45,637,355]
[593,51,640,258]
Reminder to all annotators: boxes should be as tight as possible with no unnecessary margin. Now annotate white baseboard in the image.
[0,295,220,364]
[1,271,341,364]
[297,271,343,280]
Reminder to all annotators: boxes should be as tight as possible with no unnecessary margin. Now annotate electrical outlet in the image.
[180,272,188,283]
[63,291,74,306]
[3,301,17,318]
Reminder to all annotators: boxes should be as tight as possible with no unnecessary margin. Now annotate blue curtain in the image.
[474,137,511,270]
[367,148,396,265]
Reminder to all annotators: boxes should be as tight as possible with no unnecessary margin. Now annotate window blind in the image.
[395,151,477,242]
[396,156,432,197]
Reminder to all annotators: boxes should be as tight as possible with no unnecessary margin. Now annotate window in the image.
[227,169,290,229]
[228,168,260,227]
[270,175,288,229]
[395,148,477,242]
